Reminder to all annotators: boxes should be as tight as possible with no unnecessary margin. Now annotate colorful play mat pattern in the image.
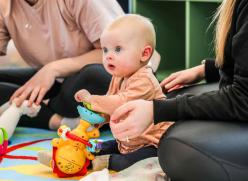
[0,127,113,181]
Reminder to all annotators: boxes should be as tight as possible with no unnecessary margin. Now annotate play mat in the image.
[0,127,113,181]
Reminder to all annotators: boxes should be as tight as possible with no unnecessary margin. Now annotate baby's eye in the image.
[115,46,122,53]
[103,47,108,53]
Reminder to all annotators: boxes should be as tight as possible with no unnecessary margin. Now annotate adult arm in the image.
[0,11,10,56]
[204,59,220,83]
[11,0,124,106]
[50,0,123,77]
[154,2,248,123]
[160,58,220,92]
[10,40,102,106]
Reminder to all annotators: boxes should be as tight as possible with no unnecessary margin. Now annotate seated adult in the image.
[0,0,124,130]
[109,0,248,180]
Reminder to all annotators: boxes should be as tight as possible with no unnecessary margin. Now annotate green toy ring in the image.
[0,127,8,155]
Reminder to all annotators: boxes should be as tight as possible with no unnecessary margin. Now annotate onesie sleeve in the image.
[89,76,158,115]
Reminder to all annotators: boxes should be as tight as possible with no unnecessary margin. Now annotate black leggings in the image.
[0,64,111,129]
[158,83,248,181]
[96,140,157,171]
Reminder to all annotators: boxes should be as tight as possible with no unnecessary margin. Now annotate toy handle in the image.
[86,140,103,153]
[65,131,92,148]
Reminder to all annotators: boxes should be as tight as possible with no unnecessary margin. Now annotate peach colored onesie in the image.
[89,65,174,153]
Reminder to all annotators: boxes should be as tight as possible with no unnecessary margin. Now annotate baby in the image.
[38,14,173,171]
[74,14,174,171]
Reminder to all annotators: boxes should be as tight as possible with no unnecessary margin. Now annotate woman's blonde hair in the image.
[215,0,236,67]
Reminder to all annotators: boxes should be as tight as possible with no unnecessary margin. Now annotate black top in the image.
[154,0,248,123]
[204,59,220,83]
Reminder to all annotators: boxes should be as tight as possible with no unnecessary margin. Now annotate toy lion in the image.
[51,119,100,177]
[38,105,105,177]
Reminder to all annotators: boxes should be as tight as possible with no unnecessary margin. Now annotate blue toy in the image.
[77,105,105,125]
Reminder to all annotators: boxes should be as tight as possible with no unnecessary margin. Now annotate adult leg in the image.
[109,145,157,171]
[158,121,248,181]
[13,64,110,129]
[0,68,37,85]
[48,64,112,117]
[0,68,37,104]
[0,82,19,104]
[96,140,120,155]
[0,68,61,129]
[166,82,219,99]
[0,67,61,104]
[93,140,157,171]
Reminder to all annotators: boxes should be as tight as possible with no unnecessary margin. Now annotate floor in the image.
[0,127,113,181]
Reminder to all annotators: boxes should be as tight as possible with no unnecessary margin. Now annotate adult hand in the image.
[10,64,57,107]
[160,64,205,92]
[110,100,154,141]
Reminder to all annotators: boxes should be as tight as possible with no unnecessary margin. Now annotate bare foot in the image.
[49,113,62,130]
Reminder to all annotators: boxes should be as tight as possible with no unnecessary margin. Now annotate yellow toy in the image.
[42,105,106,177]
[51,119,100,177]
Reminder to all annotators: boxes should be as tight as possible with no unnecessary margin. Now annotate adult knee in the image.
[0,82,19,104]
[61,64,111,101]
[157,121,248,181]
[49,64,111,117]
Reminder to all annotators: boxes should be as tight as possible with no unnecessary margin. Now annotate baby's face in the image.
[100,29,144,77]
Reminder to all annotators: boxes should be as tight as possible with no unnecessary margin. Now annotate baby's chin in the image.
[106,70,124,77]
[111,71,134,78]
[109,72,122,77]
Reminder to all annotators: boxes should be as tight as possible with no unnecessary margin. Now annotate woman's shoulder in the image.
[236,0,248,14]
[59,0,123,15]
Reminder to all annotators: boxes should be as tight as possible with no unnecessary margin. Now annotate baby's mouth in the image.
[108,64,115,70]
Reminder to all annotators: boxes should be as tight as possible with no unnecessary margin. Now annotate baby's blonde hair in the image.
[105,14,156,50]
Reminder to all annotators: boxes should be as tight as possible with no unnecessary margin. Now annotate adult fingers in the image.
[110,102,134,122]
[160,73,177,87]
[35,87,47,105]
[114,129,136,141]
[28,86,40,106]
[110,120,129,135]
[110,122,136,140]
[167,84,183,92]
[15,87,33,106]
[10,86,25,103]
[162,77,182,91]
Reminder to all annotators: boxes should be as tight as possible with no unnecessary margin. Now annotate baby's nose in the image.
[106,54,113,61]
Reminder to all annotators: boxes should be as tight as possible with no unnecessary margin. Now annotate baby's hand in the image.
[74,89,91,103]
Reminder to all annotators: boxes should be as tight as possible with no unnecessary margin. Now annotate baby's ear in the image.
[141,45,153,63]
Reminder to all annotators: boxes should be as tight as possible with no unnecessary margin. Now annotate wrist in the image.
[200,59,206,79]
[197,63,205,79]
[46,61,61,78]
